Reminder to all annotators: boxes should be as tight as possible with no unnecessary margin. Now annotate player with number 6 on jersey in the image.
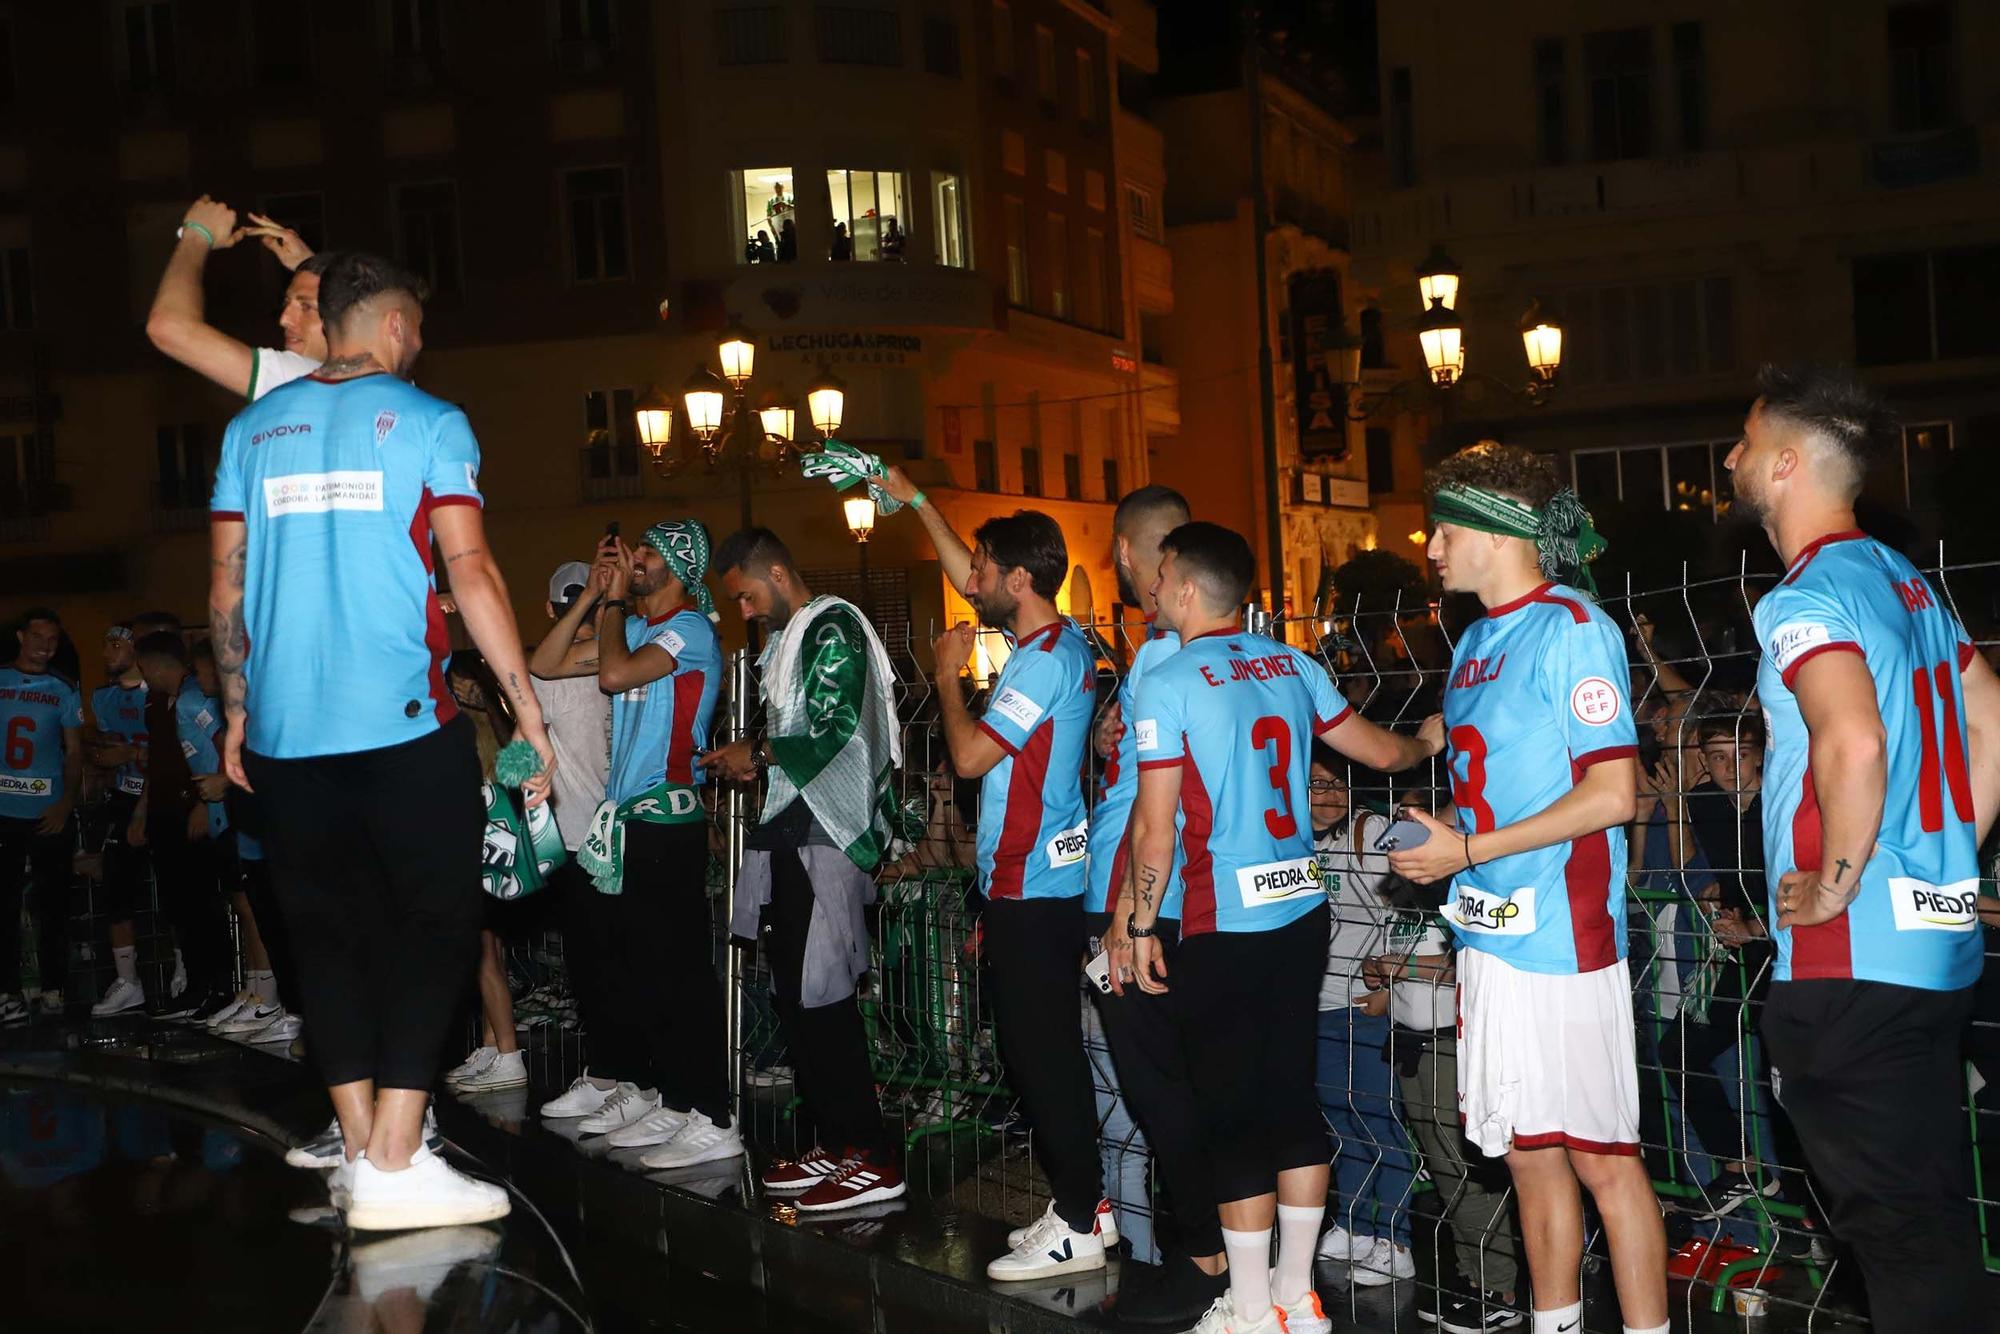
[1388,441,1665,1334]
[1122,522,1441,1334]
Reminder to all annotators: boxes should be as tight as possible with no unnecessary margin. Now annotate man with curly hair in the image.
[1390,441,1666,1334]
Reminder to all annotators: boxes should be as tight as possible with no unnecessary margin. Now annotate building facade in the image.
[1350,0,2000,557]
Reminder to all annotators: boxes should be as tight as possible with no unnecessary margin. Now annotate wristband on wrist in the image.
[1462,830,1478,871]
[601,599,628,613]
[177,220,216,247]
[909,490,927,509]
[1126,914,1158,939]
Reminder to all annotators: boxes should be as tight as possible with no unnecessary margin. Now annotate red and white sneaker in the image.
[793,1153,908,1213]
[1007,1197,1121,1249]
[761,1146,844,1194]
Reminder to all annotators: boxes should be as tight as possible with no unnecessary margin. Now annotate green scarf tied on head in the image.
[642,519,715,618]
[1430,483,1608,595]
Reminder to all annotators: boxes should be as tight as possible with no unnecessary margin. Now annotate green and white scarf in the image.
[480,782,570,900]
[799,440,910,516]
[1430,483,1608,594]
[576,778,706,895]
[757,595,915,871]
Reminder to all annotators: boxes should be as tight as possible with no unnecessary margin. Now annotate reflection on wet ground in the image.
[5,1014,1997,1333]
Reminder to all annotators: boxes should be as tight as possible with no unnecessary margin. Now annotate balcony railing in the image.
[579,444,645,501]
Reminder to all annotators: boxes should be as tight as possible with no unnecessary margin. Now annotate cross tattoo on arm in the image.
[1833,858,1852,884]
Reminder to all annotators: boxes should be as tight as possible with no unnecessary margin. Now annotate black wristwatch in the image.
[1127,914,1159,939]
[601,599,628,613]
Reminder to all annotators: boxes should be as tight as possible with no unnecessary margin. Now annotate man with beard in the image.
[1722,363,2000,1334]
[704,527,909,1210]
[540,522,734,1169]
[882,472,1110,1280]
[0,608,83,1020]
[210,252,554,1230]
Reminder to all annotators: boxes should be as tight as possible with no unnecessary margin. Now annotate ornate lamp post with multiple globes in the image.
[632,324,847,528]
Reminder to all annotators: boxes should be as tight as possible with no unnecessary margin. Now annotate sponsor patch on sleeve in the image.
[1569,677,1621,726]
[658,628,688,657]
[1134,719,1159,751]
[1767,621,1831,672]
[990,687,1044,732]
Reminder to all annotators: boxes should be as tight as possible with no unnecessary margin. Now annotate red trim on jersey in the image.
[1564,756,1618,972]
[666,671,705,785]
[645,602,693,629]
[1107,837,1132,913]
[1510,1130,1641,1157]
[1960,640,1978,672]
[1787,767,1853,979]
[1778,640,1862,690]
[977,719,1019,757]
[1177,741,1218,935]
[1530,587,1591,625]
[1781,529,1867,586]
[1013,621,1063,650]
[429,494,481,510]
[987,721,1054,899]
[1483,582,1555,619]
[209,510,245,523]
[1315,704,1355,732]
[409,488,461,732]
[1138,757,1184,770]
[1185,627,1237,643]
[1575,744,1638,769]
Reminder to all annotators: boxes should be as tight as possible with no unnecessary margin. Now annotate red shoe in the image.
[793,1152,908,1213]
[761,1146,842,1194]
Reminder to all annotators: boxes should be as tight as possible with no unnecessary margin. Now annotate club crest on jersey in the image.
[374,410,398,446]
[1570,677,1620,726]
[1236,855,1320,909]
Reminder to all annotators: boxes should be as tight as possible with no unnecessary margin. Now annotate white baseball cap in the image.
[548,561,591,606]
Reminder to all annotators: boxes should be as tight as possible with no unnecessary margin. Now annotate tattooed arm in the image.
[432,505,556,806]
[529,561,610,680]
[1776,650,1886,929]
[1124,763,1181,994]
[208,517,253,788]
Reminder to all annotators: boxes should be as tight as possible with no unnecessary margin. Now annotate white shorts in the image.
[1456,947,1641,1159]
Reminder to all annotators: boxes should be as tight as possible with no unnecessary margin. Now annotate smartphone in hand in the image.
[1373,818,1434,853]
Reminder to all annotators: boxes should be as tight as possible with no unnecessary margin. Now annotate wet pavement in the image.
[2,1012,1995,1332]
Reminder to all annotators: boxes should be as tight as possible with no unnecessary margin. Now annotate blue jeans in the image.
[1085,996,1158,1262]
[1315,1006,1413,1246]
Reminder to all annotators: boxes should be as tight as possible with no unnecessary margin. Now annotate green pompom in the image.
[495,740,543,789]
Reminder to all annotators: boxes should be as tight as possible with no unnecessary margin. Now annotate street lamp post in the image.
[842,494,875,621]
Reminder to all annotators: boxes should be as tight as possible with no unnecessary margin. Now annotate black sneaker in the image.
[1697,1170,1780,1219]
[185,989,237,1026]
[1112,1253,1229,1326]
[1439,1291,1524,1334]
[1415,1281,1442,1324]
[150,992,203,1021]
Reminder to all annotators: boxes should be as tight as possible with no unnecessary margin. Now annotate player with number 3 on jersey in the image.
[1123,523,1440,1334]
[1389,442,1667,1334]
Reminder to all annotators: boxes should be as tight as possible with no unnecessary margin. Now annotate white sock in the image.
[1623,1324,1668,1334]
[1220,1226,1273,1323]
[113,946,138,984]
[1532,1301,1582,1333]
[249,969,276,1004]
[1271,1203,1323,1305]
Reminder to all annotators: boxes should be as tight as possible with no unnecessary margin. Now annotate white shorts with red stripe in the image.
[1456,946,1641,1159]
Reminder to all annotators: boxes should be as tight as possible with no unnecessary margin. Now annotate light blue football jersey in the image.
[92,682,149,798]
[606,608,722,802]
[210,372,484,759]
[975,620,1097,901]
[0,668,82,817]
[173,688,230,836]
[1132,629,1351,936]
[1754,532,1982,991]
[1440,583,1637,975]
[1086,630,1183,916]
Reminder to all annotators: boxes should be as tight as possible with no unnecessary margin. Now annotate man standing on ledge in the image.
[882,469,1112,1280]
[1389,442,1663,1334]
[209,252,553,1231]
[1725,364,2000,1334]
[705,527,910,1211]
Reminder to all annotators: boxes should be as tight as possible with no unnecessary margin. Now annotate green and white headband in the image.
[1430,483,1607,594]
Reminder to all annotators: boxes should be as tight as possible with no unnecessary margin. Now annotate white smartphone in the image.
[1373,818,1434,853]
[1083,948,1115,994]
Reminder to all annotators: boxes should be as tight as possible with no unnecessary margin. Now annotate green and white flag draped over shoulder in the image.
[759,595,911,872]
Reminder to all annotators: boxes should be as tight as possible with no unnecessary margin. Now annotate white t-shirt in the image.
[1387,918,1456,1032]
[1317,811,1396,1010]
[248,347,320,401]
[531,670,611,851]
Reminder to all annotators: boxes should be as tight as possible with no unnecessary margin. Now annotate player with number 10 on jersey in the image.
[1123,522,1441,1334]
[1724,364,2000,1334]
[1387,442,1664,1334]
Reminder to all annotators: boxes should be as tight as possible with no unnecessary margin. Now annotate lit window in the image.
[827,169,907,261]
[932,171,969,268]
[736,167,797,264]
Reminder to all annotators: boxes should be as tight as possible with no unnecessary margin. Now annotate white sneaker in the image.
[638,1111,745,1170]
[1349,1237,1415,1288]
[286,1117,345,1169]
[204,991,253,1030]
[455,1049,527,1092]
[574,1083,658,1135]
[329,1151,359,1210]
[1316,1222,1360,1263]
[248,1011,302,1044]
[345,1142,512,1231]
[1185,1292,1288,1334]
[92,977,147,1017]
[984,1204,1107,1281]
[216,998,286,1035]
[1279,1289,1335,1334]
[443,1046,498,1088]
[351,1225,501,1302]
[1007,1198,1120,1249]
[605,1103,690,1149]
[540,1073,617,1119]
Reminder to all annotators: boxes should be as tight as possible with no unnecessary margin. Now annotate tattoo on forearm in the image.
[1833,857,1852,883]
[1138,864,1160,912]
[445,546,484,565]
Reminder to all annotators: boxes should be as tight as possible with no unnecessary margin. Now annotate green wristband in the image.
[910,490,927,509]
[178,220,216,247]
